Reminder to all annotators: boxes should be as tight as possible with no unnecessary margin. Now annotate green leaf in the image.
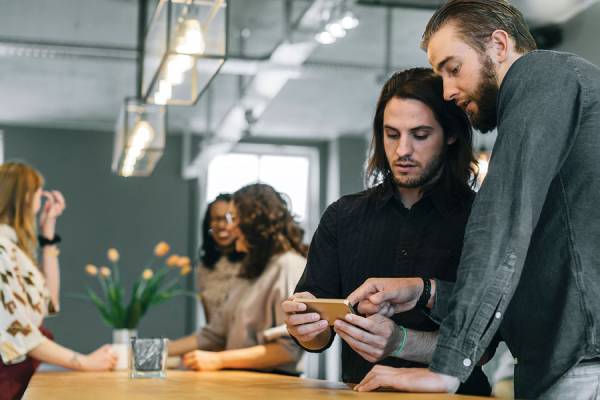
[124,280,142,328]
[86,287,115,328]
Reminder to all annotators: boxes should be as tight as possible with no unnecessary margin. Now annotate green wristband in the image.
[390,325,407,358]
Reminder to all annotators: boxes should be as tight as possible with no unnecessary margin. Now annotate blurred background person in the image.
[196,193,244,325]
[0,162,116,400]
[169,183,307,375]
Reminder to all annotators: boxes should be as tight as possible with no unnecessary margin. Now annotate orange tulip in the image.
[166,254,180,267]
[99,266,111,278]
[154,241,170,257]
[85,264,98,276]
[142,269,154,280]
[180,265,192,276]
[178,256,191,268]
[107,248,120,263]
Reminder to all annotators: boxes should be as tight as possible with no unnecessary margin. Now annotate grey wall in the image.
[336,135,368,197]
[557,2,600,66]
[2,125,195,353]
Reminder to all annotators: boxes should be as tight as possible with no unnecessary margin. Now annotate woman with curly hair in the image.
[169,183,307,375]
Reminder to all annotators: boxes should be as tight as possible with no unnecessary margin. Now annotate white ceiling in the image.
[1,0,599,140]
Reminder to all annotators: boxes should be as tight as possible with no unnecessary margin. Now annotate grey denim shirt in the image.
[429,50,600,399]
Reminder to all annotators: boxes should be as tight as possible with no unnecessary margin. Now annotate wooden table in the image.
[24,370,491,399]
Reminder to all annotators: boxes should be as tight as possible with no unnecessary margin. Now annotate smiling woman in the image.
[196,193,244,325]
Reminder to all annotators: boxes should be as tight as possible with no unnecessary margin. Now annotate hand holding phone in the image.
[292,298,357,326]
[282,292,330,344]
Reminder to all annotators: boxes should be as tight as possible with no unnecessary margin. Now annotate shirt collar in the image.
[373,177,396,211]
[0,224,18,243]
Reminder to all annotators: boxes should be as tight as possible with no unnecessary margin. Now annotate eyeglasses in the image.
[210,211,237,225]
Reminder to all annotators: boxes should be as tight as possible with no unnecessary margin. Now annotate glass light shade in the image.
[143,0,227,106]
[112,98,166,177]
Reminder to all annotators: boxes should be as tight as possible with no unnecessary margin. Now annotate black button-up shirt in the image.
[295,179,490,395]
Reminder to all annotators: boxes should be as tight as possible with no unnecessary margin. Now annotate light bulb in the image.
[158,80,172,100]
[326,22,346,38]
[175,19,206,55]
[121,164,134,177]
[129,146,144,160]
[166,60,185,85]
[340,12,359,30]
[478,157,489,177]
[122,153,137,176]
[129,120,154,150]
[315,31,336,45]
[152,80,172,105]
[165,54,193,87]
[170,54,194,73]
[154,92,167,105]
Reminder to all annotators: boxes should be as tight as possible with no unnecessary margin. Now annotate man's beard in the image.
[394,152,444,189]
[470,55,499,133]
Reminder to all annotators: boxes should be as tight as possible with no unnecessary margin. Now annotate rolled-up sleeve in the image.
[265,254,307,362]
[430,55,584,381]
[196,306,227,351]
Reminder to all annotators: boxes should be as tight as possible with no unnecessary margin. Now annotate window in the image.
[204,143,319,238]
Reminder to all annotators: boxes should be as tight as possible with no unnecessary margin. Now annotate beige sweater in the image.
[196,251,306,375]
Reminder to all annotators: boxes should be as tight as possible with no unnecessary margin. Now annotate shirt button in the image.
[495,312,502,319]
[401,249,408,256]
[463,358,472,367]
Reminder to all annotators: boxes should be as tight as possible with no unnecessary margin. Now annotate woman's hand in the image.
[80,345,117,371]
[39,190,66,238]
[182,350,224,371]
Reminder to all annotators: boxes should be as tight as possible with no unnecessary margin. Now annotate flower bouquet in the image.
[83,241,192,330]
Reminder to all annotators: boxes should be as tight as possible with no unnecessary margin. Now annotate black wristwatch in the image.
[38,234,62,247]
[416,277,432,308]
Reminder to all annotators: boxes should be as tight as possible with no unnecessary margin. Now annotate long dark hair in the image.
[200,193,244,269]
[233,183,308,280]
[366,67,477,197]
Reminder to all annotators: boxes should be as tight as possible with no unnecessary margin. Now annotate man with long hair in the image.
[283,68,491,395]
[348,1,600,397]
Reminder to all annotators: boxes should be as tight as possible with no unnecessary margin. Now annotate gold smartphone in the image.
[293,298,357,325]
